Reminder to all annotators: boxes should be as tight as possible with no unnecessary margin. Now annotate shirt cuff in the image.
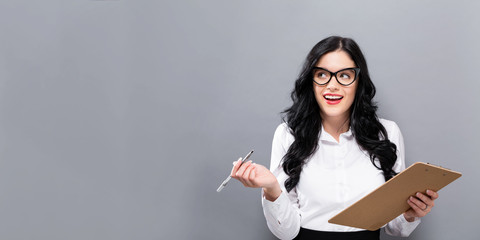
[262,190,290,225]
[385,214,421,237]
[399,214,420,224]
[262,189,287,210]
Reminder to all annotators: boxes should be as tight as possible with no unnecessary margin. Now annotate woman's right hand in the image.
[230,158,282,201]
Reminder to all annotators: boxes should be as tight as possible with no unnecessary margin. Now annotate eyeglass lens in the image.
[313,68,357,85]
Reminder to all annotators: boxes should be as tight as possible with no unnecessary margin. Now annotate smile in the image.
[323,94,343,105]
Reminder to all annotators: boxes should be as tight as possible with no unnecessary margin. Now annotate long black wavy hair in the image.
[281,36,397,193]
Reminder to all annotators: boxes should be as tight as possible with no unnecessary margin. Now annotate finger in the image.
[237,177,247,186]
[426,189,439,200]
[242,164,255,186]
[230,157,243,178]
[231,157,242,172]
[249,165,259,187]
[249,166,256,180]
[234,160,249,185]
[235,160,252,178]
[409,196,428,213]
[407,198,426,217]
[416,192,435,208]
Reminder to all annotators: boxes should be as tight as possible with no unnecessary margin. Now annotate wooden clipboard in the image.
[328,162,462,230]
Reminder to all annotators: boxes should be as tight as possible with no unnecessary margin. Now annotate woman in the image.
[231,36,438,240]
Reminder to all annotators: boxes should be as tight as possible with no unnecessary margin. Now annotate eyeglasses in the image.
[312,67,360,86]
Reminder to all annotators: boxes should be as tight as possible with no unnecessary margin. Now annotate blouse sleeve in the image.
[261,123,302,240]
[384,121,421,237]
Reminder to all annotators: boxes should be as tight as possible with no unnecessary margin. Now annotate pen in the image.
[216,150,254,192]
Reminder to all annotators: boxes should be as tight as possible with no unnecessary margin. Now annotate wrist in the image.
[403,213,416,222]
[263,182,281,202]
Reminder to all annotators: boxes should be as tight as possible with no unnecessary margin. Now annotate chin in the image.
[320,106,350,118]
[323,112,347,118]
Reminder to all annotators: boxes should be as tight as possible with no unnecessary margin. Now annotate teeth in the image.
[324,95,343,100]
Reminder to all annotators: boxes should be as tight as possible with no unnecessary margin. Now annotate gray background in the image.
[0,0,478,239]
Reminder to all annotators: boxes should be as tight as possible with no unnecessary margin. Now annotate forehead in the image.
[315,50,356,72]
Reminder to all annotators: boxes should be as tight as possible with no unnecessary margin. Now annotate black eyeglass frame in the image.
[312,67,361,86]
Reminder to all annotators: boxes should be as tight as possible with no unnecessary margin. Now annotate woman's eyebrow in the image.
[315,66,356,71]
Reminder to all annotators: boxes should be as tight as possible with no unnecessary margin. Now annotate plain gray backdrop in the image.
[0,0,478,239]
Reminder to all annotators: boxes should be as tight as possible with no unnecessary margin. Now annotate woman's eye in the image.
[317,72,328,78]
[340,73,351,79]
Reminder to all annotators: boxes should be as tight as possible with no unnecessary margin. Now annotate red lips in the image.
[323,93,343,105]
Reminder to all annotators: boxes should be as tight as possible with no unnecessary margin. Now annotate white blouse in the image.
[261,119,420,239]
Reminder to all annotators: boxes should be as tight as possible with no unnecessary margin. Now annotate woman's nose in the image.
[326,76,340,91]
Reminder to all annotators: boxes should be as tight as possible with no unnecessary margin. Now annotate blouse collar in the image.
[319,124,353,143]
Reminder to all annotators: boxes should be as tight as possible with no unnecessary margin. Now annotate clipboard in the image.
[328,162,462,230]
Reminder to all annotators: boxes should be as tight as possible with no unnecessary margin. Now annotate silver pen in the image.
[216,150,254,192]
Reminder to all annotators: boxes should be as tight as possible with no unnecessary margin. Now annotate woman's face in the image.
[313,50,358,120]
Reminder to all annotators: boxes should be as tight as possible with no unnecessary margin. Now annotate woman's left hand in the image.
[403,189,439,222]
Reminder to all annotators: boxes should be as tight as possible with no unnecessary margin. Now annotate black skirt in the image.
[293,227,380,240]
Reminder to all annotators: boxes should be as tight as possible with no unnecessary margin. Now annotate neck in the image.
[321,114,350,142]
